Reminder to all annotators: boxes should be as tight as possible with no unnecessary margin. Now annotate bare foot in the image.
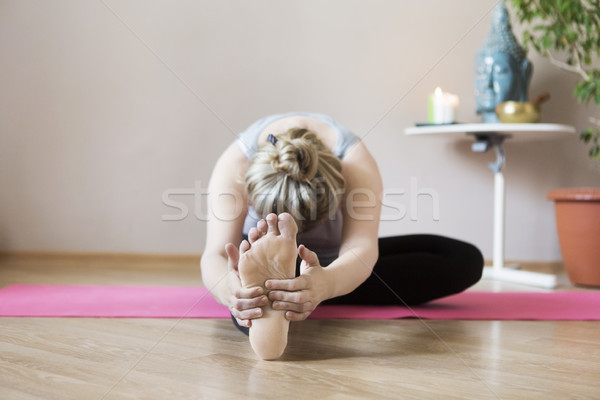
[238,213,298,360]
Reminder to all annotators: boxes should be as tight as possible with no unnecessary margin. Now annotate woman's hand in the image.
[265,245,331,322]
[224,243,268,328]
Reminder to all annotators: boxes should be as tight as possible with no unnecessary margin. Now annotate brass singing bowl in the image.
[495,101,541,123]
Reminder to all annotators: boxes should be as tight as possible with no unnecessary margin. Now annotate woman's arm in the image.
[266,141,383,320]
[200,142,268,327]
[321,140,383,296]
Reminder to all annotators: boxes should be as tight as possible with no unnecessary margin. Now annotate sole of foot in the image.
[238,213,298,360]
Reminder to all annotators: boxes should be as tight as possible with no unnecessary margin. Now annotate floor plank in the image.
[1,254,599,399]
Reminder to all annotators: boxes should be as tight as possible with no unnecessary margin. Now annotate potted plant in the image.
[508,0,600,286]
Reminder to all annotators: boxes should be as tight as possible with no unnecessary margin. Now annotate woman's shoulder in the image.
[239,112,361,158]
[340,141,382,191]
[216,141,252,181]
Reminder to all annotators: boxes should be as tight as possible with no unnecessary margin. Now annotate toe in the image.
[239,239,251,255]
[266,213,280,235]
[248,227,259,244]
[257,219,268,237]
[278,213,298,238]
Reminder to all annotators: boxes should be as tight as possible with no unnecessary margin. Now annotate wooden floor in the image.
[1,254,599,400]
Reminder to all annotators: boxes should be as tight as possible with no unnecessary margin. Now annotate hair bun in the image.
[246,126,345,232]
[272,137,319,182]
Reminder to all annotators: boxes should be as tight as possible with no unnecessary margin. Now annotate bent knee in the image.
[456,241,484,287]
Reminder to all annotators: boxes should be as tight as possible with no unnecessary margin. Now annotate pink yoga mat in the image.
[0,284,599,320]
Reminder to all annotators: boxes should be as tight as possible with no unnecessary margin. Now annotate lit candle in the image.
[428,87,459,124]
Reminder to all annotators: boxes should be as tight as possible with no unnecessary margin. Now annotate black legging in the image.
[322,234,483,306]
[231,234,483,334]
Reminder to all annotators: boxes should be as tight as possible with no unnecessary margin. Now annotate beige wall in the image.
[1,0,598,261]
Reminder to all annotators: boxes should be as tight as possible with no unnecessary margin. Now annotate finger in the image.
[268,290,307,304]
[225,243,239,270]
[277,212,298,238]
[298,244,320,273]
[235,306,263,321]
[271,300,300,312]
[237,286,265,299]
[271,300,312,313]
[285,310,311,322]
[265,277,306,291]
[239,239,250,256]
[235,294,268,310]
[266,213,280,235]
[248,227,259,244]
[233,289,268,314]
[235,318,252,328]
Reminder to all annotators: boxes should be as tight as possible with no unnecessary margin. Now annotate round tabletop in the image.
[404,123,576,142]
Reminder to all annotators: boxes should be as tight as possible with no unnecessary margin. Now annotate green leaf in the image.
[542,34,553,50]
[560,1,569,13]
[575,80,596,104]
[581,128,594,143]
[507,0,600,162]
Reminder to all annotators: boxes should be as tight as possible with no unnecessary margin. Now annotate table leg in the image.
[473,133,558,289]
[493,170,505,271]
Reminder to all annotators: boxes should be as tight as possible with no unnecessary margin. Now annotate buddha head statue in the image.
[475,3,532,123]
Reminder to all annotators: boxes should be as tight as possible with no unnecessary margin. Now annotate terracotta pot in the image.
[547,188,600,287]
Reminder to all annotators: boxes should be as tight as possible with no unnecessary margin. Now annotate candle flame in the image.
[434,87,443,97]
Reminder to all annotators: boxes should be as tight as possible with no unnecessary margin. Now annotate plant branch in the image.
[545,50,591,81]
[528,0,591,81]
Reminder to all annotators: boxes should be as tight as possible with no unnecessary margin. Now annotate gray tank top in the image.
[238,112,360,266]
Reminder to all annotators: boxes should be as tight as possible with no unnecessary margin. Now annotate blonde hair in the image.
[245,127,345,232]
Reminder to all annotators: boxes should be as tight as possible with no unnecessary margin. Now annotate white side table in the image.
[404,123,576,288]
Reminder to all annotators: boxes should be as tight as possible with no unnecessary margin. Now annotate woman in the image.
[200,112,483,359]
